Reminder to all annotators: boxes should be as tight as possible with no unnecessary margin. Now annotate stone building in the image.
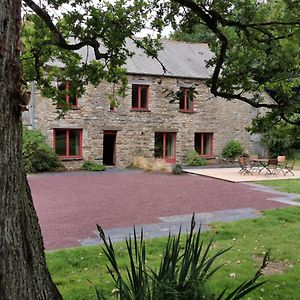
[25,40,263,168]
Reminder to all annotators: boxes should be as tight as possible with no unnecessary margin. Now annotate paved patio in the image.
[184,167,300,182]
[28,169,300,250]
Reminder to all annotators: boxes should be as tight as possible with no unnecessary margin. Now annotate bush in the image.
[81,161,106,171]
[185,150,207,166]
[130,156,150,170]
[222,140,244,159]
[130,156,171,173]
[22,127,63,173]
[96,215,269,300]
[172,164,183,175]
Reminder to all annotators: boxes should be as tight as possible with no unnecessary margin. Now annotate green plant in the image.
[22,127,63,173]
[81,161,106,171]
[95,216,269,300]
[185,150,207,166]
[222,140,244,159]
[172,164,183,175]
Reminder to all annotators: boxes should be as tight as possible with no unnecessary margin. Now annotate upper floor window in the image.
[131,84,149,111]
[54,128,82,158]
[57,81,78,108]
[195,132,213,157]
[179,87,194,112]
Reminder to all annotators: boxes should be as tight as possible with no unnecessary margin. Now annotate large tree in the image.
[1,0,154,298]
[1,0,299,298]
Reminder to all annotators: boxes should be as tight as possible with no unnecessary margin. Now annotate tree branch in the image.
[23,0,109,60]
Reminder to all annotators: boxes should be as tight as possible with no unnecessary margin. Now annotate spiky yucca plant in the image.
[95,215,269,299]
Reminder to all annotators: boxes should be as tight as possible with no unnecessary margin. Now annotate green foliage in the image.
[21,1,162,114]
[164,0,300,124]
[171,24,214,43]
[96,216,268,300]
[172,164,183,175]
[222,141,244,159]
[249,112,300,158]
[81,161,106,172]
[22,127,63,173]
[185,150,207,166]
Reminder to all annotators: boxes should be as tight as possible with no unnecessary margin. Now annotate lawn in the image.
[47,206,300,300]
[256,178,300,196]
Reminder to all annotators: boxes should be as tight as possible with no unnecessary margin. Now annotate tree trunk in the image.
[0,1,62,299]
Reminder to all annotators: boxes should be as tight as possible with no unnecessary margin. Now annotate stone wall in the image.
[33,74,257,168]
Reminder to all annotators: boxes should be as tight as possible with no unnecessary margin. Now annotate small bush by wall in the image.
[81,161,106,171]
[22,127,63,173]
[172,164,183,175]
[130,156,171,173]
[222,140,244,159]
[185,150,207,166]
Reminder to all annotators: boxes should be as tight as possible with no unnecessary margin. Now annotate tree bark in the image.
[0,1,62,299]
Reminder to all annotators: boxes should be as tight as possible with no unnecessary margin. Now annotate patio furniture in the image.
[238,156,253,175]
[265,159,278,176]
[277,155,286,173]
[249,154,261,172]
[283,159,296,176]
[251,158,269,174]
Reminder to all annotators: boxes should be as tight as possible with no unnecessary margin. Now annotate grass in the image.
[255,178,300,195]
[47,206,300,300]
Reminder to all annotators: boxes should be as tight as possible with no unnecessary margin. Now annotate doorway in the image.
[103,131,116,165]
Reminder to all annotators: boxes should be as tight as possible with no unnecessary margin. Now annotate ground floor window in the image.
[195,132,213,157]
[154,132,176,163]
[54,129,82,158]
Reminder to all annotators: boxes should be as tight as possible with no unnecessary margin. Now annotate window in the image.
[195,133,213,157]
[57,81,78,108]
[179,87,194,112]
[54,129,82,158]
[154,132,176,163]
[131,84,149,111]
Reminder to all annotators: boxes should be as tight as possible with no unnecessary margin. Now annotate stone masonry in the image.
[33,74,257,169]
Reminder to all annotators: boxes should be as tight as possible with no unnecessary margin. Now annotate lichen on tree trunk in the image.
[0,1,62,299]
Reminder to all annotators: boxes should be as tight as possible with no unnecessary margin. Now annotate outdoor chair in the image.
[249,154,260,172]
[283,159,296,176]
[277,155,286,174]
[238,156,253,175]
[265,158,278,176]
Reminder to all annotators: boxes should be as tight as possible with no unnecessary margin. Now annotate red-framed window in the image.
[53,129,82,158]
[57,81,78,108]
[179,87,194,112]
[154,132,176,163]
[195,132,213,157]
[131,84,149,111]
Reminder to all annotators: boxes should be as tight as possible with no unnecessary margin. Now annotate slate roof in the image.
[124,39,214,79]
[75,39,214,80]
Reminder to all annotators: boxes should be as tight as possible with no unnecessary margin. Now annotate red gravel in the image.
[28,171,287,250]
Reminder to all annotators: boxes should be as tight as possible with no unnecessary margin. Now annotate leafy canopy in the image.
[22,0,300,124]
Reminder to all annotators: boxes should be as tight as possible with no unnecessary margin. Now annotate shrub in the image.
[130,156,171,173]
[96,215,269,300]
[185,150,207,166]
[130,156,150,170]
[222,140,244,159]
[172,164,183,175]
[151,159,172,173]
[22,127,63,173]
[81,161,106,171]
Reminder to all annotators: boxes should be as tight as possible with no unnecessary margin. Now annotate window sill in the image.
[130,109,151,112]
[178,110,195,113]
[200,155,214,159]
[59,157,83,161]
[56,106,80,110]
